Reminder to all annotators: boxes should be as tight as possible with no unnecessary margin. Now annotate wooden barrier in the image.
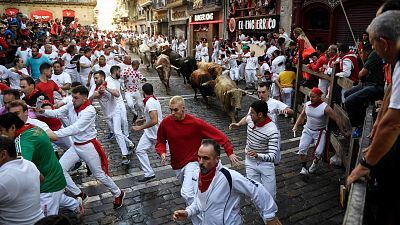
[342,105,373,225]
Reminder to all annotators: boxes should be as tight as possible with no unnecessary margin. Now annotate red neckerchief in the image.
[14,124,35,139]
[25,89,38,100]
[33,53,42,59]
[252,117,272,129]
[143,95,157,106]
[44,50,52,54]
[74,99,91,114]
[198,164,217,193]
[95,82,107,91]
[99,62,106,67]
[310,100,324,108]
[84,55,91,61]
[21,47,27,51]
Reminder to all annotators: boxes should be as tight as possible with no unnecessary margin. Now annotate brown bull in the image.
[190,69,216,105]
[155,54,171,93]
[214,74,246,123]
[197,62,223,78]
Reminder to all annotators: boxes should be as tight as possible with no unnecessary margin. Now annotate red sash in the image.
[198,165,217,193]
[14,124,35,138]
[75,138,109,175]
[74,100,91,114]
[143,95,157,106]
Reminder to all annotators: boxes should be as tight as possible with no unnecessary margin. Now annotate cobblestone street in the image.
[67,54,345,225]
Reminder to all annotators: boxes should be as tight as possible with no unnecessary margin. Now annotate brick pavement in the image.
[62,54,345,225]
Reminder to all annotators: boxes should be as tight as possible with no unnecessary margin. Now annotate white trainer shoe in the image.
[299,167,309,175]
[74,197,84,219]
[309,160,318,173]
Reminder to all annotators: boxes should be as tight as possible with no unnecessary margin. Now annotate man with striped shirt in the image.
[230,100,279,198]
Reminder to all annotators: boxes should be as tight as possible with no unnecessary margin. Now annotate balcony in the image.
[0,0,97,4]
[229,0,277,18]
[139,0,152,7]
[166,0,186,8]
[189,0,221,11]
[153,0,167,11]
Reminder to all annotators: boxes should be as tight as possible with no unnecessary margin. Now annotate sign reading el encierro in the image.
[236,15,280,32]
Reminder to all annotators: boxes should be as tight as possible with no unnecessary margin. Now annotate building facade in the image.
[0,0,96,25]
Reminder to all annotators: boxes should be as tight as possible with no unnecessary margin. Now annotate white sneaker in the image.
[299,167,309,175]
[309,160,318,173]
[330,154,342,166]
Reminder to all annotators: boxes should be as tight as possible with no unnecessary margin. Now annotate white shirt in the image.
[27,117,50,131]
[201,46,209,56]
[43,102,97,143]
[245,56,258,70]
[89,82,117,119]
[260,63,271,76]
[143,97,163,140]
[0,159,44,225]
[43,52,58,62]
[104,53,116,66]
[105,76,124,104]
[79,56,92,76]
[94,50,104,59]
[266,46,278,58]
[52,72,72,88]
[61,53,76,70]
[0,66,24,89]
[92,64,111,77]
[271,55,286,74]
[267,98,289,124]
[305,101,328,130]
[15,47,32,64]
[40,45,58,54]
[389,61,400,109]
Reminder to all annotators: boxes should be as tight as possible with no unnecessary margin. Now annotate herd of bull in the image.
[132,43,247,123]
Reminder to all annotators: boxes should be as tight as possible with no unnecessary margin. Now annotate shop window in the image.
[194,24,209,32]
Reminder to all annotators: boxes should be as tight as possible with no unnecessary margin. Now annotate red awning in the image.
[5,8,19,17]
[30,10,53,22]
[189,20,223,25]
[63,10,75,18]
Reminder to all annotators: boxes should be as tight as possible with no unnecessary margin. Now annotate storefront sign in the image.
[172,10,186,20]
[5,8,19,17]
[30,10,53,22]
[62,10,75,18]
[237,15,279,32]
[193,12,214,22]
[155,12,168,21]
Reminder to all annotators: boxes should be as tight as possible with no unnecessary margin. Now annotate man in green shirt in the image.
[0,112,83,217]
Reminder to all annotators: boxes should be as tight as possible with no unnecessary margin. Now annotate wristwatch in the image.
[360,156,374,169]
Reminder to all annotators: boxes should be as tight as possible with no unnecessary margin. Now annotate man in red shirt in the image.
[156,96,240,225]
[36,63,64,104]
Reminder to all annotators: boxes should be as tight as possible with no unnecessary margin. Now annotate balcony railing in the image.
[189,0,222,10]
[153,0,166,9]
[228,0,277,18]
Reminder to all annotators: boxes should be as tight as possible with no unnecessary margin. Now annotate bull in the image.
[160,46,196,84]
[214,74,246,123]
[139,43,152,70]
[190,69,216,105]
[197,62,224,78]
[155,54,172,93]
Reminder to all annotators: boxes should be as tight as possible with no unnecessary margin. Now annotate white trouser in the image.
[229,67,239,81]
[40,189,78,216]
[201,55,209,62]
[281,87,293,108]
[59,143,121,197]
[174,161,201,225]
[118,102,130,137]
[245,69,258,86]
[135,133,156,177]
[245,158,276,199]
[65,69,80,83]
[297,126,327,158]
[211,51,218,62]
[239,63,246,80]
[107,108,132,156]
[318,79,329,97]
[125,91,144,117]
[179,50,186,58]
[54,136,72,151]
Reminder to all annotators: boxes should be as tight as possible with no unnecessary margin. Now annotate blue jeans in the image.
[344,83,384,127]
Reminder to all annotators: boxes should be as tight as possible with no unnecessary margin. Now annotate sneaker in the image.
[121,155,130,165]
[132,114,138,123]
[330,154,343,166]
[138,175,156,183]
[113,190,125,209]
[128,143,136,153]
[74,192,88,203]
[107,133,114,140]
[308,160,318,173]
[352,127,363,138]
[74,197,84,219]
[299,167,309,175]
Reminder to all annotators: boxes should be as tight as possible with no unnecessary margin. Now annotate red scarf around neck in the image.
[74,99,91,114]
[14,124,35,139]
[252,116,272,129]
[33,53,42,59]
[198,165,217,193]
[143,95,157,106]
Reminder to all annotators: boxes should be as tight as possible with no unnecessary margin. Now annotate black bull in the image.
[168,52,197,84]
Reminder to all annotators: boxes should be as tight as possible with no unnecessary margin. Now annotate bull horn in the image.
[156,65,163,69]
[171,65,180,70]
[201,81,211,87]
